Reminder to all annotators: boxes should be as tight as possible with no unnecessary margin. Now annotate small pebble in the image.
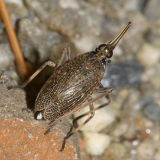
[155,149,160,160]
[83,132,111,156]
[104,142,127,160]
[143,102,160,123]
[113,122,128,137]
[137,43,160,67]
[137,140,155,159]
[5,0,23,6]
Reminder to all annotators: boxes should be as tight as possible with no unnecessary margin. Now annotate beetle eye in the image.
[96,44,107,52]
[106,51,113,58]
[99,44,107,50]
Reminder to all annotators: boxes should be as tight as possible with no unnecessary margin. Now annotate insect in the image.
[11,22,131,151]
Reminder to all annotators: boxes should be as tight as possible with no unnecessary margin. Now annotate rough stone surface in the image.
[0,43,14,68]
[18,18,71,64]
[0,84,79,160]
[0,69,19,87]
[6,0,28,26]
[0,118,78,160]
[25,0,105,52]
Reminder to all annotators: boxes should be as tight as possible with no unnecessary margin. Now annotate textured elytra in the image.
[35,52,105,121]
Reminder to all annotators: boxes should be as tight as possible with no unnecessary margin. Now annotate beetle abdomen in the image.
[43,70,99,121]
[35,54,104,120]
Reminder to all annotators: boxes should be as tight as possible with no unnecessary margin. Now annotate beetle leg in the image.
[44,120,58,135]
[59,94,111,151]
[72,94,111,126]
[8,60,56,89]
[68,92,111,142]
[57,47,71,66]
[95,83,113,93]
[60,97,95,151]
[95,86,113,93]
[80,86,112,109]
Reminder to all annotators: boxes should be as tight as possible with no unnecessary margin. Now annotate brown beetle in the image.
[13,22,131,151]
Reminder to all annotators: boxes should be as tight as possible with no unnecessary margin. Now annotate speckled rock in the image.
[0,70,19,87]
[137,139,155,160]
[104,142,127,160]
[101,60,144,89]
[18,18,69,64]
[0,84,79,159]
[0,118,78,160]
[144,0,160,26]
[25,0,106,52]
[0,43,14,68]
[5,0,28,26]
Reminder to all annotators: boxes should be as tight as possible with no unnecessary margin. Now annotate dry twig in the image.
[0,0,27,78]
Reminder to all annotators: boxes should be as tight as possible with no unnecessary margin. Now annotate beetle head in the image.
[95,22,131,60]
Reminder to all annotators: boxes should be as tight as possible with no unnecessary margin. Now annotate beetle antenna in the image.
[109,22,131,49]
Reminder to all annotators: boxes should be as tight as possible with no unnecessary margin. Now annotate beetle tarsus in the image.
[60,133,73,152]
[44,128,51,135]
